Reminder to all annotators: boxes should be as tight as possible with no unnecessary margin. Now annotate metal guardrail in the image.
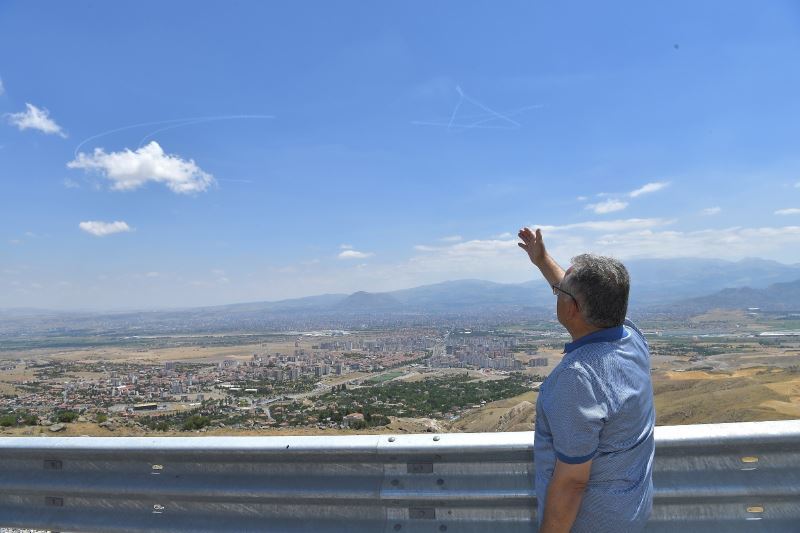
[0,420,798,532]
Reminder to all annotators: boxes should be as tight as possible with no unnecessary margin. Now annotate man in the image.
[518,227,655,533]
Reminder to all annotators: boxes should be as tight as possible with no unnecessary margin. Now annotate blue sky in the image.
[1,1,800,309]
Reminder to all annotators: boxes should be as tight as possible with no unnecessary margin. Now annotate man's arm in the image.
[539,459,592,533]
[518,227,565,286]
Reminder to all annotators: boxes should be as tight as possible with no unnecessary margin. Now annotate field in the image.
[365,370,406,384]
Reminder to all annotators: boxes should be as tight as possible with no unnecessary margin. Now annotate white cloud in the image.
[795,181,800,188]
[701,206,721,216]
[576,196,588,202]
[338,250,374,259]
[493,232,513,239]
[339,244,354,249]
[79,220,132,237]
[588,226,800,260]
[212,269,230,283]
[401,223,800,284]
[440,235,463,242]
[775,208,800,215]
[145,271,160,278]
[535,218,673,233]
[67,141,215,194]
[400,237,533,283]
[63,178,80,189]
[6,103,66,137]
[585,199,629,214]
[424,238,517,258]
[629,181,669,198]
[0,77,4,96]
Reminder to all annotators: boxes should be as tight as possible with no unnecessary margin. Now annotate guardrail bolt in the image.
[43,460,62,470]
[389,437,396,442]
[391,479,400,486]
[433,436,440,441]
[393,524,402,531]
[439,525,447,531]
[436,478,445,486]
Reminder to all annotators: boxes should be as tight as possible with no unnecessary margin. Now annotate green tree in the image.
[56,411,78,423]
[182,415,211,431]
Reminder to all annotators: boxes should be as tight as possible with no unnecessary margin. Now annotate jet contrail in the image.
[412,105,542,130]
[73,114,275,157]
[137,115,274,148]
[413,86,541,131]
[457,87,521,128]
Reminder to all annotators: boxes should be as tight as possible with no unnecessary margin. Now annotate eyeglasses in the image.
[551,283,579,306]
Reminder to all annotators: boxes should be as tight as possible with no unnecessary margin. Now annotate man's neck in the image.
[567,322,603,342]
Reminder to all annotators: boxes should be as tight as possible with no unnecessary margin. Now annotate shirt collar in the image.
[564,325,626,354]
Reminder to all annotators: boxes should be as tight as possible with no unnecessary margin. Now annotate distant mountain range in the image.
[2,257,800,336]
[673,278,800,313]
[625,257,800,305]
[207,257,800,314]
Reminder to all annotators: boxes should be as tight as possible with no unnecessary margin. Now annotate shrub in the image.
[96,413,108,424]
[182,415,210,431]
[349,420,367,430]
[56,411,79,423]
[0,414,16,427]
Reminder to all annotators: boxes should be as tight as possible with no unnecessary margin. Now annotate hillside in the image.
[675,278,800,313]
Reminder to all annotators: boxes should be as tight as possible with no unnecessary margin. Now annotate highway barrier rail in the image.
[0,419,798,532]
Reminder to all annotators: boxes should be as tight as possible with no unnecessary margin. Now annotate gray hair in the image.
[564,254,630,328]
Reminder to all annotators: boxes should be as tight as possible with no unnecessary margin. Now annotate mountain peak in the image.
[336,291,403,311]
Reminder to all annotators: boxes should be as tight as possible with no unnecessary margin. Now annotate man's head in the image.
[557,254,630,330]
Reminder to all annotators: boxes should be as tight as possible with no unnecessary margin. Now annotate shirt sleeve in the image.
[545,367,607,464]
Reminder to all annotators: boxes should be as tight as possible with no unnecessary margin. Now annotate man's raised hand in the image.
[518,227,547,267]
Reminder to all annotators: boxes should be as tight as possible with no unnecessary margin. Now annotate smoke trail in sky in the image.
[412,86,540,131]
[73,114,275,157]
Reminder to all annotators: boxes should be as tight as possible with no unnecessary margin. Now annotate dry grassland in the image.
[448,390,536,433]
[653,367,800,425]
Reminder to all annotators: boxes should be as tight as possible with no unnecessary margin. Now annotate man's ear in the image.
[569,297,581,319]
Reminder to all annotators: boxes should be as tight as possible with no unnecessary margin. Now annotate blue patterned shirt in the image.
[534,319,655,532]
